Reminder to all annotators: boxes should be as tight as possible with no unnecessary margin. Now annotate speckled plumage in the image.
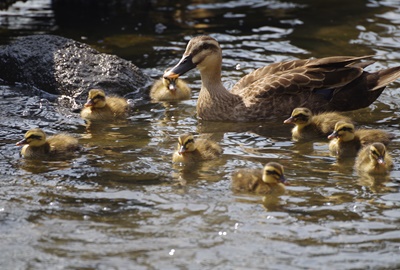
[164,35,400,121]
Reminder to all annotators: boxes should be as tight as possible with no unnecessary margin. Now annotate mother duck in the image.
[164,35,400,122]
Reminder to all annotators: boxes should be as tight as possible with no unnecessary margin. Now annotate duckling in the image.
[163,35,400,121]
[150,70,191,101]
[80,89,128,121]
[283,107,352,141]
[327,121,392,158]
[232,162,287,195]
[172,133,222,163]
[355,142,393,175]
[16,128,80,159]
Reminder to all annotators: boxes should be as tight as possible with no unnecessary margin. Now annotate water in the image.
[1,0,400,269]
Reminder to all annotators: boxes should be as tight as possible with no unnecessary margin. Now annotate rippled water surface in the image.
[1,0,400,269]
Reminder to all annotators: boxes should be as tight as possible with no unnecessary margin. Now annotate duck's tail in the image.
[329,64,400,112]
[370,65,400,91]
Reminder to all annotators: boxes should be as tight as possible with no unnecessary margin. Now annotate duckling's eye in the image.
[93,95,105,100]
[339,127,353,132]
[28,135,42,140]
[371,149,382,157]
[294,113,308,121]
[184,139,194,146]
[265,170,280,177]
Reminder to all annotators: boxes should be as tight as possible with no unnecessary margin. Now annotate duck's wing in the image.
[230,56,372,95]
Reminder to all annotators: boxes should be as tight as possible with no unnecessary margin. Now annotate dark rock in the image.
[0,34,150,102]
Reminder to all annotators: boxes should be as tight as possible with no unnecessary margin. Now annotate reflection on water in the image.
[1,0,400,269]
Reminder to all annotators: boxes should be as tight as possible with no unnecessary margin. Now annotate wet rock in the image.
[0,34,150,102]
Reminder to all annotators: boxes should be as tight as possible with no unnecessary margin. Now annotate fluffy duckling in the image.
[232,162,287,195]
[16,128,80,159]
[355,143,393,175]
[150,70,191,101]
[328,121,392,158]
[172,133,222,163]
[283,107,352,141]
[80,89,128,121]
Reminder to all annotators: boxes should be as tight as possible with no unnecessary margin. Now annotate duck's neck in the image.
[197,67,241,121]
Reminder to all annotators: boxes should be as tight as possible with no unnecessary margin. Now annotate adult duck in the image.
[164,35,400,122]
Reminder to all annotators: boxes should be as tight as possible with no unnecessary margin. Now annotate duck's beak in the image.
[283,116,294,124]
[164,54,196,79]
[84,99,94,107]
[327,131,338,140]
[178,145,187,155]
[16,138,28,146]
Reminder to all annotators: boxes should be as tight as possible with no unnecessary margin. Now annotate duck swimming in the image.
[328,121,393,158]
[172,133,222,163]
[355,142,393,175]
[232,162,287,195]
[16,128,80,159]
[164,35,400,121]
[283,107,352,141]
[80,88,128,121]
[150,70,191,101]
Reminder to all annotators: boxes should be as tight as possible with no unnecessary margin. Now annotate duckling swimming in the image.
[232,162,287,195]
[355,142,393,175]
[16,128,80,159]
[150,70,191,101]
[80,88,128,121]
[328,121,392,158]
[283,107,352,141]
[172,133,222,163]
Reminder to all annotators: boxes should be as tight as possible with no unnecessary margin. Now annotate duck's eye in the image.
[28,135,42,140]
[371,149,382,157]
[339,127,352,132]
[265,170,280,177]
[294,113,308,121]
[93,94,104,100]
[184,139,194,146]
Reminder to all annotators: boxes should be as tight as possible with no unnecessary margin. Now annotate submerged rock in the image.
[0,34,150,103]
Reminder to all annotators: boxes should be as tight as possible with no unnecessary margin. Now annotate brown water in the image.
[1,0,400,269]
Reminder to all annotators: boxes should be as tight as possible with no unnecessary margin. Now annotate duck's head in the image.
[177,134,196,154]
[262,162,286,184]
[328,121,355,141]
[369,142,387,165]
[283,107,312,126]
[16,128,46,147]
[85,89,107,108]
[163,36,222,79]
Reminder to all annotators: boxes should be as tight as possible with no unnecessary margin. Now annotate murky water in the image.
[1,0,400,269]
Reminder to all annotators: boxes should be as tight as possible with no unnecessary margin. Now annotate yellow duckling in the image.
[80,89,128,121]
[327,121,392,158]
[232,162,287,195]
[172,133,222,163]
[283,107,352,141]
[16,128,80,159]
[150,70,191,101]
[355,143,393,175]
[164,35,400,121]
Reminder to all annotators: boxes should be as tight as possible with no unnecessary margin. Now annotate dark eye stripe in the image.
[338,127,353,132]
[93,95,105,100]
[266,170,280,176]
[28,135,42,140]
[294,113,308,121]
[184,139,194,146]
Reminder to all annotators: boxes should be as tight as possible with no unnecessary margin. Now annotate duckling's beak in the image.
[168,80,177,92]
[327,131,338,140]
[84,99,94,107]
[164,54,196,79]
[16,138,28,146]
[377,157,385,165]
[280,175,287,184]
[178,145,187,155]
[283,117,294,124]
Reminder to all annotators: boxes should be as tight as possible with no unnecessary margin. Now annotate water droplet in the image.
[169,249,175,256]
